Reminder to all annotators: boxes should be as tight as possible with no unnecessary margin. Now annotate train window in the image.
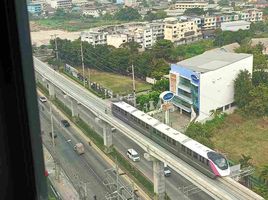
[124,111,127,115]
[161,134,166,139]
[193,152,198,159]
[187,148,192,156]
[181,145,186,152]
[199,156,204,163]
[206,159,209,166]
[153,129,156,134]
[145,124,149,129]
[172,139,176,146]
[167,137,171,143]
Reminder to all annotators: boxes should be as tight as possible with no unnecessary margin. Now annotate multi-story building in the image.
[107,34,128,48]
[169,51,253,121]
[221,20,251,31]
[49,0,72,9]
[81,29,108,46]
[164,17,202,45]
[172,1,208,12]
[27,2,43,15]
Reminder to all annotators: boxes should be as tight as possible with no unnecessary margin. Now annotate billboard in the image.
[170,73,177,93]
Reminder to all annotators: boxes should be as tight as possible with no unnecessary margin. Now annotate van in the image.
[127,149,140,162]
[164,163,171,177]
[74,143,85,155]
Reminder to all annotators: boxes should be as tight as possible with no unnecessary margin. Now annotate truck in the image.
[74,143,85,155]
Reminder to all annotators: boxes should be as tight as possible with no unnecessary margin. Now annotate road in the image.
[52,85,213,200]
[39,100,112,200]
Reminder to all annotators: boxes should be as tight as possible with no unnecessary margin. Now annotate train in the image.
[111,101,230,178]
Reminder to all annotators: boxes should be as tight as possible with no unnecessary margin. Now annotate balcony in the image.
[177,93,192,104]
[171,96,191,113]
[177,84,191,93]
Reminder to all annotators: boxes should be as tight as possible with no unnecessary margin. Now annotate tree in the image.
[152,79,169,92]
[184,8,205,16]
[252,71,268,87]
[246,84,268,116]
[208,0,215,4]
[150,59,169,80]
[234,70,253,109]
[260,165,268,186]
[239,154,252,168]
[152,39,174,60]
[114,8,141,21]
[218,0,229,6]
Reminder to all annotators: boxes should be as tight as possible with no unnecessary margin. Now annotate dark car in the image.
[49,132,57,138]
[61,119,70,127]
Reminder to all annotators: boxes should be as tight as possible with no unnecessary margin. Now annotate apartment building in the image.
[49,0,72,9]
[221,21,251,32]
[164,17,202,45]
[27,2,43,15]
[107,34,128,48]
[172,1,208,12]
[81,29,108,46]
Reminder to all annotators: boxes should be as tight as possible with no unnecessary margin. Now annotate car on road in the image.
[127,149,140,162]
[39,96,47,103]
[61,119,70,127]
[164,164,171,177]
[49,131,57,138]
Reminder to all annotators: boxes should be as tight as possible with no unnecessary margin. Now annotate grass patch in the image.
[77,68,151,95]
[211,113,268,173]
[33,19,126,32]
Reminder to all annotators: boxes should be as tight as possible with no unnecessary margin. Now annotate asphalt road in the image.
[40,101,112,200]
[52,87,213,200]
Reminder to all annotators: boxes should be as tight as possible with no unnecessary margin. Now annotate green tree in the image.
[152,79,169,92]
[114,8,141,21]
[246,84,268,116]
[218,0,229,6]
[260,165,268,185]
[239,154,252,168]
[184,8,205,16]
[152,39,174,60]
[208,0,215,4]
[150,59,169,80]
[234,70,253,109]
[252,71,268,87]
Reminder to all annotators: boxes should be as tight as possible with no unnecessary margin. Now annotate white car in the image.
[127,149,140,162]
[39,96,47,103]
[164,164,171,177]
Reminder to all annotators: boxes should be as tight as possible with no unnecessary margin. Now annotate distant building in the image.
[27,2,42,15]
[251,38,268,55]
[221,20,251,31]
[169,51,253,121]
[171,1,208,12]
[107,34,128,48]
[82,8,103,17]
[81,30,108,46]
[164,17,202,45]
[49,0,72,9]
[72,0,89,6]
[125,0,138,7]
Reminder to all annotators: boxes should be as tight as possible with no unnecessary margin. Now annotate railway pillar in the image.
[48,81,55,100]
[70,98,79,118]
[144,153,166,200]
[95,118,113,153]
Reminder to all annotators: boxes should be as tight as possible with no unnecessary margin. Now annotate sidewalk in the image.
[43,146,79,200]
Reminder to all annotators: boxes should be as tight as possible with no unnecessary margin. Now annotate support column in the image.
[48,81,55,100]
[95,118,113,153]
[70,98,78,118]
[164,109,170,125]
[144,153,166,200]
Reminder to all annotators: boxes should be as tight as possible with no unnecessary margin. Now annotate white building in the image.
[172,1,208,12]
[49,0,72,9]
[221,20,251,32]
[81,30,108,46]
[107,34,128,48]
[169,51,253,122]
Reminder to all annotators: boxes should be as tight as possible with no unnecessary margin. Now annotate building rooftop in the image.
[176,51,252,73]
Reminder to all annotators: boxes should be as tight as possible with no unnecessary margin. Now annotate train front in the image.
[207,151,230,177]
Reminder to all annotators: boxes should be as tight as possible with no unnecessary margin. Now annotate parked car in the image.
[127,149,140,162]
[39,96,47,103]
[61,119,70,127]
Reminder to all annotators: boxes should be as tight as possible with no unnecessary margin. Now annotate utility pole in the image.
[87,67,90,88]
[51,34,59,60]
[80,39,85,87]
[131,64,136,107]
[49,101,55,148]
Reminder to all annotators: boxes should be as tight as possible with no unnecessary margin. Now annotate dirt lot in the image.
[30,22,80,47]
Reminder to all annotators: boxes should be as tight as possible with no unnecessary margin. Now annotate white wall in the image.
[197,55,253,121]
